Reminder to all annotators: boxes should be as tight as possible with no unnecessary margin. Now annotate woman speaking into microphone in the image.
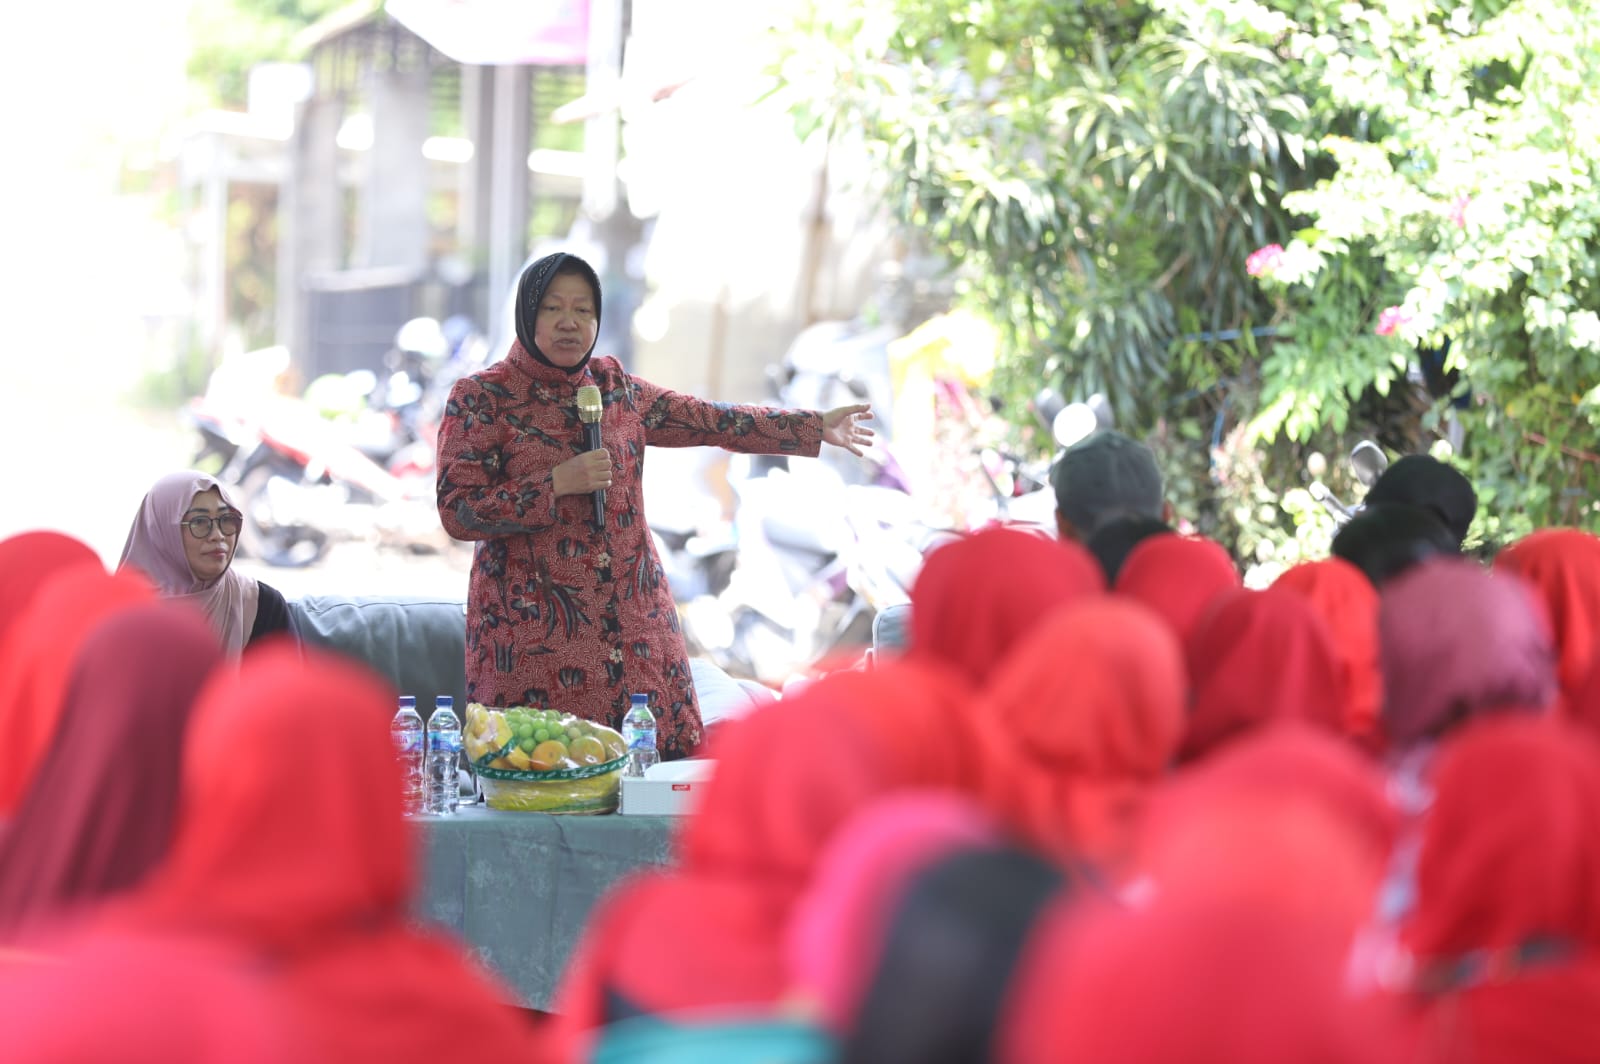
[436,252,872,758]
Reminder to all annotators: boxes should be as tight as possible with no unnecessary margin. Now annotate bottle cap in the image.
[631,693,649,704]
[435,695,453,709]
[399,695,416,709]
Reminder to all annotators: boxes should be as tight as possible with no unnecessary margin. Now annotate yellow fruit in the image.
[507,747,533,771]
[569,735,607,765]
[489,756,514,770]
[493,716,514,750]
[464,734,490,762]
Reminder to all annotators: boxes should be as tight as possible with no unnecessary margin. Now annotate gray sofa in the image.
[286,594,776,734]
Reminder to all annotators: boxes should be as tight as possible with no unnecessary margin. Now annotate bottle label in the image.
[430,732,463,754]
[394,735,422,755]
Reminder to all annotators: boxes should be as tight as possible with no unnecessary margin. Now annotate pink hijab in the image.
[119,471,259,654]
[1378,558,1556,750]
[786,792,1001,1035]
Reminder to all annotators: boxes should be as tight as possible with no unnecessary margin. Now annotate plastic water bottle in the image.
[621,693,658,778]
[390,696,426,817]
[425,696,462,816]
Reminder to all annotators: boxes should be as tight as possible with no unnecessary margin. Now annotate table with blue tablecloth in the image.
[415,807,678,1011]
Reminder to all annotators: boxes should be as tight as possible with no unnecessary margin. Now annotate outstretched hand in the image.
[822,403,875,457]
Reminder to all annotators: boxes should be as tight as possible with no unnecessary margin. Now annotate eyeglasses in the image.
[182,513,243,539]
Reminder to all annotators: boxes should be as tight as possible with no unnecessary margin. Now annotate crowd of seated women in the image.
[2,454,1600,1063]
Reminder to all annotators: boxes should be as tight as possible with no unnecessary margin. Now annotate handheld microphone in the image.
[576,385,605,530]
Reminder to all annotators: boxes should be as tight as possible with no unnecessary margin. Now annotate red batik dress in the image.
[436,343,823,757]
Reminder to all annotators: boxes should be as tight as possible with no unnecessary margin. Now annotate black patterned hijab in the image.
[513,252,604,374]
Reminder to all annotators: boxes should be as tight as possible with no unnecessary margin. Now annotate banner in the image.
[385,0,590,66]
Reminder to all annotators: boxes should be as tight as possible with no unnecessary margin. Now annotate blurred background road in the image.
[0,388,472,600]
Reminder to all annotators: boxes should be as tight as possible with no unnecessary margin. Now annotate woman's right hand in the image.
[552,449,612,497]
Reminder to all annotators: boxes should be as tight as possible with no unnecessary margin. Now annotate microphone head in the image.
[576,384,603,422]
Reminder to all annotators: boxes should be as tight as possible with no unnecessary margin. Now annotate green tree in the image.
[774,0,1307,425]
[774,0,1600,562]
[188,0,355,109]
[771,0,1330,563]
[1247,0,1600,544]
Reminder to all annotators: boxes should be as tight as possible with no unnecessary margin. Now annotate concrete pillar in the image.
[355,65,431,270]
[582,0,624,223]
[277,94,345,361]
[197,135,230,360]
[458,65,494,254]
[487,63,532,344]
[458,63,496,326]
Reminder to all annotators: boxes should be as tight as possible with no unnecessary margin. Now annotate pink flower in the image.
[1375,306,1412,337]
[1246,244,1286,277]
[1448,195,1470,228]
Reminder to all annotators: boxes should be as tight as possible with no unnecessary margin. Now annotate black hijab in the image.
[513,252,604,375]
[840,845,1068,1064]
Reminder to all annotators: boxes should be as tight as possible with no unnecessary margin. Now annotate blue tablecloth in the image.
[415,806,678,1011]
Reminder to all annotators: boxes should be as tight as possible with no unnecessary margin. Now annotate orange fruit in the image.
[532,739,569,766]
[569,735,607,765]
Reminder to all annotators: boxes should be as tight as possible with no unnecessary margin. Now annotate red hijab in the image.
[1569,649,1600,739]
[1139,723,1397,936]
[1113,532,1241,645]
[979,598,1186,871]
[0,530,100,649]
[0,602,223,940]
[1494,528,1600,713]
[555,661,966,1043]
[1404,717,1600,1063]
[121,643,539,1064]
[0,567,155,814]
[908,526,1104,685]
[1000,894,1410,1064]
[1182,587,1344,762]
[846,657,990,796]
[0,931,309,1063]
[1274,557,1384,748]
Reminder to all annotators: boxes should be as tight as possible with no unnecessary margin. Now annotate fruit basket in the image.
[463,704,628,813]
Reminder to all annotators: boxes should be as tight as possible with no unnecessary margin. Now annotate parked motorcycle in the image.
[842,387,1100,625]
[183,319,489,567]
[673,442,918,682]
[672,317,1108,681]
[669,323,920,683]
[1309,440,1391,526]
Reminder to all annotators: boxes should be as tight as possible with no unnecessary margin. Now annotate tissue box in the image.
[618,759,715,816]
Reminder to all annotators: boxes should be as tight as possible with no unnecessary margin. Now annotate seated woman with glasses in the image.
[118,471,294,653]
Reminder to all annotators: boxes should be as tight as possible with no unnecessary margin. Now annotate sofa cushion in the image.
[289,595,468,719]
[690,658,776,730]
